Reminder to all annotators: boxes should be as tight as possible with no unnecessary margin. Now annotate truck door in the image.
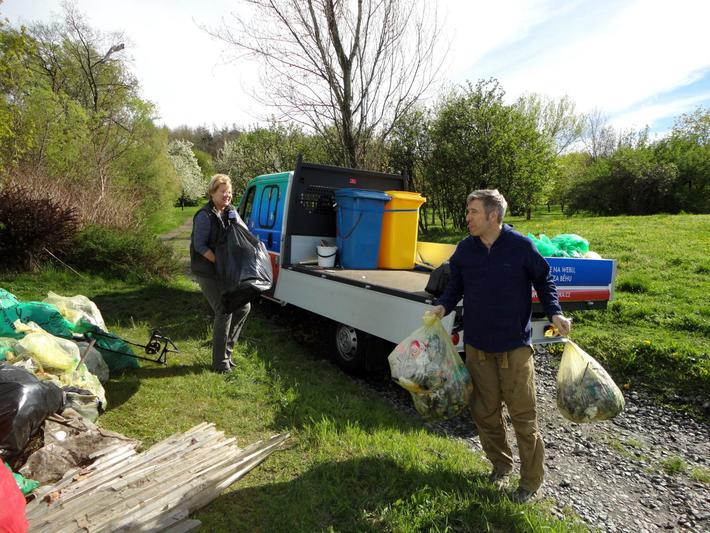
[239,182,282,253]
[253,184,281,252]
[238,185,257,228]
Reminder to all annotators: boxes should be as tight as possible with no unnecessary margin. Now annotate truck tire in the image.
[331,322,367,374]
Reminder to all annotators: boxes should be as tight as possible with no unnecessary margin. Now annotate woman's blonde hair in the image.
[207,174,232,196]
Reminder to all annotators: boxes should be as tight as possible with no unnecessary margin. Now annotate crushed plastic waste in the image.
[43,291,107,332]
[556,340,625,423]
[389,313,472,421]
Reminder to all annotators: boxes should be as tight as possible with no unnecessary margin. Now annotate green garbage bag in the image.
[0,302,76,339]
[4,461,40,495]
[0,338,17,361]
[551,234,589,258]
[527,233,559,257]
[0,289,19,309]
[84,326,139,371]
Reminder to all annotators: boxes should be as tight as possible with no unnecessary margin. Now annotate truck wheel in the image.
[331,322,367,374]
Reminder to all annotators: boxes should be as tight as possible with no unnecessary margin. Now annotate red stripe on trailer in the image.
[532,288,610,303]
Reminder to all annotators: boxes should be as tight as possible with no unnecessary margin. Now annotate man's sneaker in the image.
[487,470,511,490]
[509,486,539,503]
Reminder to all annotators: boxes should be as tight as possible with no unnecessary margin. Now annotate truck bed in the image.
[289,263,612,312]
[292,265,433,303]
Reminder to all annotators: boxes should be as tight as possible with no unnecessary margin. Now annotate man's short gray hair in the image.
[467,189,508,222]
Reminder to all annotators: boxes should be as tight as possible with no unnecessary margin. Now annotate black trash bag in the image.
[0,364,65,457]
[425,262,450,297]
[216,222,273,313]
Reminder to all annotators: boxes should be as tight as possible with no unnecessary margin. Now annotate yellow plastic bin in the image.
[378,191,426,269]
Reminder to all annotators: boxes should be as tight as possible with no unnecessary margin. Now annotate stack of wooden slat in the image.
[26,422,289,532]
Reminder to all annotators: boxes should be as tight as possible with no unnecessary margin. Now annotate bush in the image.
[0,183,79,270]
[68,224,179,282]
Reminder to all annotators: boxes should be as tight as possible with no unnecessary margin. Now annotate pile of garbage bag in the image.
[388,313,472,421]
[556,340,625,423]
[0,287,141,506]
[528,233,601,259]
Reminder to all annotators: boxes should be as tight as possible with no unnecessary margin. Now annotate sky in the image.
[3,0,709,136]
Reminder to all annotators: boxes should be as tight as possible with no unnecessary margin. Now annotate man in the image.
[431,189,571,503]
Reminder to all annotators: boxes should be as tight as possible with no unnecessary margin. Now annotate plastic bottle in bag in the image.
[388,313,472,421]
[556,340,625,423]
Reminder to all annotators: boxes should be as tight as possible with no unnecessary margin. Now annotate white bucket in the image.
[317,245,337,268]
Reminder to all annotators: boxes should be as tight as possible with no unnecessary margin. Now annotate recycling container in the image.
[335,189,391,269]
[378,191,426,269]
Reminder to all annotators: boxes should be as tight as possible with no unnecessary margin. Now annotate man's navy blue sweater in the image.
[437,224,562,353]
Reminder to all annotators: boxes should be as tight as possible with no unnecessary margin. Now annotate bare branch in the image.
[207,0,444,167]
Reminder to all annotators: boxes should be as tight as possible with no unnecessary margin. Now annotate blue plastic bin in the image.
[335,189,391,269]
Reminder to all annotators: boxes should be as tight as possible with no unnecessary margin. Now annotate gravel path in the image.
[355,347,710,532]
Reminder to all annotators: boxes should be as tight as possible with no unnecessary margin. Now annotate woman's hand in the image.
[203,249,216,264]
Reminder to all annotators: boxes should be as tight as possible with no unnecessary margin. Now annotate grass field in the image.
[145,203,199,235]
[3,206,708,531]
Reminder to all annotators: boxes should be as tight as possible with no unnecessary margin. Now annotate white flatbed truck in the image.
[237,157,616,372]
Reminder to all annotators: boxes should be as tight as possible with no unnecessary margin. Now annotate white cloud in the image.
[609,90,710,132]
[443,0,568,80]
[471,0,710,118]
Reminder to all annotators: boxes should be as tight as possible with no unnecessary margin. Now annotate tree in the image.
[566,147,678,215]
[168,140,206,205]
[583,109,616,159]
[215,121,329,194]
[552,152,590,212]
[27,4,147,204]
[655,106,710,212]
[0,20,36,175]
[427,79,556,228]
[386,107,431,228]
[1,4,178,227]
[515,94,585,155]
[211,0,444,168]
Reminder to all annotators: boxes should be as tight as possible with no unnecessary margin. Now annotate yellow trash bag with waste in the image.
[43,291,106,332]
[388,312,472,421]
[12,321,80,373]
[556,340,625,423]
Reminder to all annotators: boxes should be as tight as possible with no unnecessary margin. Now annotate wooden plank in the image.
[27,425,290,533]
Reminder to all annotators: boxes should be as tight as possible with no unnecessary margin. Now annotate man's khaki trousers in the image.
[465,344,545,492]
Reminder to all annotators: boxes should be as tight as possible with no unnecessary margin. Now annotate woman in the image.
[190,174,251,373]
